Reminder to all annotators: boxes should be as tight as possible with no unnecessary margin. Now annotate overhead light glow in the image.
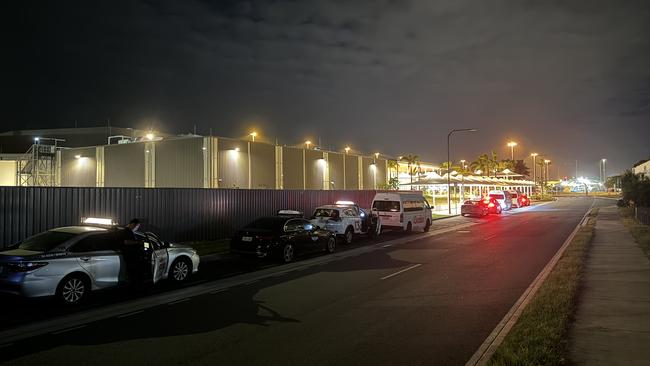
[74,154,82,159]
[145,133,154,140]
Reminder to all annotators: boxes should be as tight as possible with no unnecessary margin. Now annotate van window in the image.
[404,200,424,212]
[489,194,505,200]
[373,201,400,212]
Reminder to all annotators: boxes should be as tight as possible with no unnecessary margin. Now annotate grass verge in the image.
[181,238,231,256]
[488,208,598,366]
[619,207,650,259]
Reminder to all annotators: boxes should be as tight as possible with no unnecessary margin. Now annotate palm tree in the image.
[402,154,419,185]
[471,154,490,175]
[387,159,399,180]
[490,151,499,177]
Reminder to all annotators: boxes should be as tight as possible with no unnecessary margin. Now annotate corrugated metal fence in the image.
[0,187,389,247]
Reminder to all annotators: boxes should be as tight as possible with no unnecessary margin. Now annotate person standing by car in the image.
[120,219,146,290]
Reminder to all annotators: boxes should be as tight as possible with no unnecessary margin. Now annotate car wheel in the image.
[423,219,431,232]
[169,257,192,283]
[406,222,412,233]
[56,273,90,305]
[326,237,336,253]
[344,227,354,244]
[282,243,295,263]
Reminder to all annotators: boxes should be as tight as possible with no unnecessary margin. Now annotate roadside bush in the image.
[620,170,650,207]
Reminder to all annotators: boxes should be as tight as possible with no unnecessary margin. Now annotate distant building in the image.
[633,159,650,179]
[0,127,388,190]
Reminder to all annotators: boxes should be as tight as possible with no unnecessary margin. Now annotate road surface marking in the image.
[381,264,422,280]
[484,234,497,241]
[117,310,144,319]
[243,279,260,286]
[457,230,471,233]
[382,244,392,248]
[51,325,87,335]
[209,288,228,294]
[167,298,191,305]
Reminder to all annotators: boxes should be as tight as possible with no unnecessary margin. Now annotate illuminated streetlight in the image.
[234,147,240,152]
[305,140,312,149]
[344,146,350,154]
[74,154,82,159]
[34,137,40,143]
[145,133,155,140]
[507,141,518,160]
[531,153,538,188]
[374,152,380,159]
[249,131,257,142]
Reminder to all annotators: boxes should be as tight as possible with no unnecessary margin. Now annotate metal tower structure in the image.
[16,138,64,186]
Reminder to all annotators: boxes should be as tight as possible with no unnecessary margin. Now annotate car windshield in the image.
[314,208,337,218]
[244,217,286,232]
[372,200,400,212]
[15,231,77,252]
[490,194,505,200]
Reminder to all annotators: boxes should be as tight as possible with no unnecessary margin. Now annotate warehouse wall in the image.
[217,138,248,189]
[375,158,387,186]
[362,157,376,189]
[0,161,16,186]
[60,147,97,187]
[155,137,204,188]
[305,150,325,190]
[282,147,303,189]
[344,155,359,189]
[250,142,275,189]
[104,143,145,187]
[327,153,344,190]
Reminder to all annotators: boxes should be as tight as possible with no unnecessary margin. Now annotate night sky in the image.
[7,0,650,178]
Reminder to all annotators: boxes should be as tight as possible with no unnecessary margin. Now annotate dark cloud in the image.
[7,0,650,177]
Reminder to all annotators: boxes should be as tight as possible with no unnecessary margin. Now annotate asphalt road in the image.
[0,197,612,366]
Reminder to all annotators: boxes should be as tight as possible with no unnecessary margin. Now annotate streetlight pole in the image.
[531,153,538,192]
[507,141,517,161]
[447,128,477,215]
[601,158,607,183]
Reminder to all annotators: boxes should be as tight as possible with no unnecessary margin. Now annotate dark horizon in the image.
[7,0,650,178]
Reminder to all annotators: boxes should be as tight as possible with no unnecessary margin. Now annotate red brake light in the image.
[7,262,48,273]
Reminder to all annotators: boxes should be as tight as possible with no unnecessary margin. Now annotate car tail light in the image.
[7,262,48,273]
[399,213,403,223]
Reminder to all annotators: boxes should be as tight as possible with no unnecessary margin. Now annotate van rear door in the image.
[372,200,401,227]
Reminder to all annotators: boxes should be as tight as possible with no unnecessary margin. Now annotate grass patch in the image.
[181,238,230,256]
[619,207,650,259]
[431,214,450,220]
[488,209,598,366]
[531,194,557,202]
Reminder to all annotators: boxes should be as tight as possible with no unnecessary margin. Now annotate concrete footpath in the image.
[569,206,650,365]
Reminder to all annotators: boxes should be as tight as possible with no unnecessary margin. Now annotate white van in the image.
[371,192,433,232]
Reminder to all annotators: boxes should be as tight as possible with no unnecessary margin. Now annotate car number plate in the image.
[242,236,253,242]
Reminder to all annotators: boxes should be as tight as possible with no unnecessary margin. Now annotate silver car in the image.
[0,225,200,304]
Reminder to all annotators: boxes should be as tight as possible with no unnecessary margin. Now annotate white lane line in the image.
[117,310,144,319]
[484,234,497,241]
[382,244,392,248]
[167,298,191,306]
[380,264,422,280]
[457,230,471,233]
[51,325,87,335]
[243,279,260,286]
[209,288,228,295]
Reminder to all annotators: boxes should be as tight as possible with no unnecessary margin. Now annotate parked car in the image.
[484,196,503,214]
[518,193,530,207]
[310,201,372,244]
[230,216,336,263]
[0,220,200,305]
[461,199,488,217]
[488,190,512,211]
[508,190,521,208]
[371,192,432,232]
